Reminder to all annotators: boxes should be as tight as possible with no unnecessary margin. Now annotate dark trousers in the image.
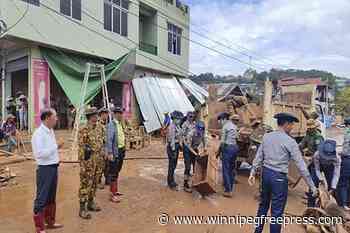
[221,144,238,193]
[107,147,126,182]
[116,147,126,179]
[167,143,180,187]
[183,145,196,178]
[308,163,334,207]
[254,167,288,233]
[34,164,58,214]
[337,157,350,207]
[108,159,118,182]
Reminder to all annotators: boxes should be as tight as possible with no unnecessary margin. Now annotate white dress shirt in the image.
[32,124,59,165]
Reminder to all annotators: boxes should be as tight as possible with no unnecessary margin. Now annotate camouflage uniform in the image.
[299,130,324,157]
[96,120,107,187]
[78,123,105,203]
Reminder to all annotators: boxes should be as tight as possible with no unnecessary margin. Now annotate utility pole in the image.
[1,49,5,119]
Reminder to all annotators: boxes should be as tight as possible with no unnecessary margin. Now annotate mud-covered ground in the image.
[0,127,344,233]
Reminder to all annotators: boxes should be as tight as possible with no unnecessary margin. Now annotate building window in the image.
[166,0,174,4]
[60,0,81,20]
[168,23,182,55]
[21,0,40,6]
[104,0,129,37]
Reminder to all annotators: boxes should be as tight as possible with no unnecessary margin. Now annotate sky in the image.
[182,0,350,77]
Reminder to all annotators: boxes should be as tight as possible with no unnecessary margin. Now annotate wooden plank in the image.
[192,136,220,195]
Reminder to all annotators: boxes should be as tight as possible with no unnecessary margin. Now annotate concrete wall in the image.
[1,0,190,76]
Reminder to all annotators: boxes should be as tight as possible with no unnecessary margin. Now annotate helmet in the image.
[171,111,184,120]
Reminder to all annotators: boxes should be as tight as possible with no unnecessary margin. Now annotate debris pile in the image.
[0,166,16,187]
[303,181,350,233]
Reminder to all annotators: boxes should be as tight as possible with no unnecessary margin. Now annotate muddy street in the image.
[0,131,333,233]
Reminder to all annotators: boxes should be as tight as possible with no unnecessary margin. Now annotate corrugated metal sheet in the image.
[132,78,161,133]
[178,78,209,104]
[132,76,194,133]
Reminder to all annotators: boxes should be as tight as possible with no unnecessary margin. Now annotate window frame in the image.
[167,22,182,56]
[60,0,82,21]
[104,0,129,37]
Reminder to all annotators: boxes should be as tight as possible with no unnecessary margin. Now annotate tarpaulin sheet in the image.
[178,78,209,104]
[132,76,194,133]
[40,47,130,107]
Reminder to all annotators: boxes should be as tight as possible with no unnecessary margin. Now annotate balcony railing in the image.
[139,41,158,56]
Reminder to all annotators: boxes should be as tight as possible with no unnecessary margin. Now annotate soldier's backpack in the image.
[318,139,337,163]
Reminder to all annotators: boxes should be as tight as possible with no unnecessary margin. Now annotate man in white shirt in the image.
[32,108,64,233]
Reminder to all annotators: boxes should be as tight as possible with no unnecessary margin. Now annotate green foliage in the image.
[190,68,343,89]
[335,87,350,115]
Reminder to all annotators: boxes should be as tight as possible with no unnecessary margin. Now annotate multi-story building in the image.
[0,0,206,132]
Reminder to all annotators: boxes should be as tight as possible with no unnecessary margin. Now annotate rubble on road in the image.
[303,181,350,233]
[0,166,16,187]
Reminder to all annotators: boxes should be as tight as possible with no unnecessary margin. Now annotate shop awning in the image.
[178,78,209,104]
[132,76,194,133]
[40,47,131,107]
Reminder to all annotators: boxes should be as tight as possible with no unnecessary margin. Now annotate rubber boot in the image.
[115,178,123,196]
[79,202,91,220]
[46,203,63,229]
[33,212,46,233]
[110,181,121,203]
[43,206,50,225]
[87,198,101,212]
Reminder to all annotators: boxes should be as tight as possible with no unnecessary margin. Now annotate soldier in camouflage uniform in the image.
[96,108,109,189]
[299,119,324,207]
[78,107,106,220]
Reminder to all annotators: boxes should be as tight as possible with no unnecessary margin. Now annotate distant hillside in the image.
[190,69,347,88]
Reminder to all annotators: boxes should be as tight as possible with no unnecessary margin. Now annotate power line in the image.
[131,0,290,69]
[47,0,198,75]
[39,0,194,76]
[0,0,29,38]
[57,0,266,71]
[191,23,294,69]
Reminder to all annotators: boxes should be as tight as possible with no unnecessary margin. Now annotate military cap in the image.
[274,112,299,123]
[344,117,350,126]
[171,111,184,119]
[85,107,98,116]
[217,112,230,120]
[112,106,124,113]
[6,96,14,101]
[19,94,26,100]
[98,107,109,115]
[187,111,195,117]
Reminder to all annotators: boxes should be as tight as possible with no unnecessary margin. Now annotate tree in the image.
[335,87,350,115]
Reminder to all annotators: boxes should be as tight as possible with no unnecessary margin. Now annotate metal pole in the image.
[1,50,5,119]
